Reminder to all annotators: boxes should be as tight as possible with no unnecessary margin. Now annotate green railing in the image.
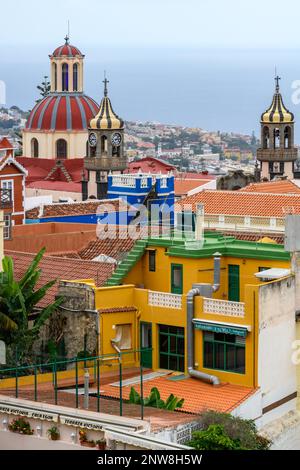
[0,349,152,420]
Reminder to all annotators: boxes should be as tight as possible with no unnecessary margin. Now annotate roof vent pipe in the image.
[187,287,220,385]
[212,252,221,293]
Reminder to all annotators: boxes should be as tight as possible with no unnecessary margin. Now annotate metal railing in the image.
[0,349,152,420]
[0,188,12,208]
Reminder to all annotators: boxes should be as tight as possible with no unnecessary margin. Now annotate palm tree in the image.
[0,248,63,361]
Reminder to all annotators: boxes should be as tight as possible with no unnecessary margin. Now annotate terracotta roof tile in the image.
[101,375,257,414]
[174,179,211,196]
[5,251,114,307]
[242,179,300,194]
[79,226,144,261]
[26,198,133,219]
[178,190,300,217]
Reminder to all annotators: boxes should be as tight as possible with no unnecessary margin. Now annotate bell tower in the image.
[257,76,297,180]
[82,76,127,200]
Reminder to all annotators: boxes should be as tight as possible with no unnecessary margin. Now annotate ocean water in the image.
[2,46,300,140]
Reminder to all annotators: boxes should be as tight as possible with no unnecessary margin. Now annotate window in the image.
[263,126,269,149]
[31,138,39,158]
[1,180,13,205]
[148,250,156,272]
[56,139,67,159]
[259,266,270,272]
[203,332,245,374]
[62,63,69,91]
[73,63,78,91]
[284,126,291,149]
[3,214,11,240]
[52,63,57,91]
[101,135,108,154]
[112,324,132,350]
[171,264,183,294]
[159,325,184,372]
[274,128,280,148]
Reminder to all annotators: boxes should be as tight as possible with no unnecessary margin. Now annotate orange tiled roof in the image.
[79,226,145,261]
[175,179,210,196]
[178,190,300,217]
[100,375,256,414]
[26,199,133,219]
[241,179,300,194]
[5,251,114,307]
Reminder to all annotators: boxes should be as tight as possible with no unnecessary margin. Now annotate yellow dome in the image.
[261,77,294,124]
[89,78,124,130]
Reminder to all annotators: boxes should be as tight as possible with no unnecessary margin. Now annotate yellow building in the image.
[72,232,295,403]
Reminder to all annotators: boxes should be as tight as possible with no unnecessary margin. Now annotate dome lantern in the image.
[49,36,84,93]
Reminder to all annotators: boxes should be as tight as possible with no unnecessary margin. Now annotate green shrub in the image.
[189,411,271,450]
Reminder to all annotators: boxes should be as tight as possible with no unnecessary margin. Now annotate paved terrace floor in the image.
[0,368,256,431]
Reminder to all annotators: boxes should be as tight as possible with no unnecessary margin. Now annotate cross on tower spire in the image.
[103,71,109,97]
[275,74,281,93]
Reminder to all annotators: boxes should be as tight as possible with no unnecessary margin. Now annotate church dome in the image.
[25,93,99,131]
[51,36,83,58]
[89,78,124,130]
[261,77,294,123]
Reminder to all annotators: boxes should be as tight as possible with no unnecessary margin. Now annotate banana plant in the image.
[0,248,64,361]
[129,386,184,411]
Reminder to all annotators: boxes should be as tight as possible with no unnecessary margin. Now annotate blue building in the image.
[107,173,175,226]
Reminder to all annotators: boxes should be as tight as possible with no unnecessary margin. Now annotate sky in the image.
[2,0,300,50]
[2,0,300,138]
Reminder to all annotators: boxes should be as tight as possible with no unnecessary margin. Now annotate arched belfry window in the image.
[52,63,57,91]
[284,126,291,149]
[56,139,67,159]
[263,126,270,149]
[274,128,280,148]
[31,138,39,158]
[73,63,78,91]
[62,63,69,91]
[101,135,108,154]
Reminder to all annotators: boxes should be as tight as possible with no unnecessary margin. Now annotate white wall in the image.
[257,276,297,423]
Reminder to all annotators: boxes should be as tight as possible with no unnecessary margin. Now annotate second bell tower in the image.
[83,77,127,200]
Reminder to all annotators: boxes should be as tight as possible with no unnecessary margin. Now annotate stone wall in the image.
[34,281,98,359]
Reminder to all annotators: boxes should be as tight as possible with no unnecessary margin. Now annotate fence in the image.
[0,349,152,420]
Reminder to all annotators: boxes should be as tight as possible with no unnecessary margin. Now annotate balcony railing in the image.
[257,148,298,162]
[0,189,12,208]
[203,297,245,317]
[148,290,182,309]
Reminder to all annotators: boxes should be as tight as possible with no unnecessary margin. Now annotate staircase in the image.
[45,160,73,182]
[105,239,147,286]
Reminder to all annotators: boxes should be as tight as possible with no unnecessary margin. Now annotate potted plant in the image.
[47,426,60,441]
[79,429,96,448]
[8,417,34,435]
[96,438,106,450]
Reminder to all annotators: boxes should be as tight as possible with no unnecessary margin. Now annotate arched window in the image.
[284,126,291,149]
[263,126,269,149]
[62,63,69,91]
[52,63,57,91]
[101,135,108,154]
[56,139,67,159]
[112,145,120,157]
[31,138,39,158]
[73,63,78,91]
[274,128,280,148]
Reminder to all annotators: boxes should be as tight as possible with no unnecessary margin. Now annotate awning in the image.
[193,319,250,337]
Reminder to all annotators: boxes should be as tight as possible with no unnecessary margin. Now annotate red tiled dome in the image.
[25,93,98,131]
[52,43,83,57]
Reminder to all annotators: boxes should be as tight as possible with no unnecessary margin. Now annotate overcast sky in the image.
[1,0,300,50]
